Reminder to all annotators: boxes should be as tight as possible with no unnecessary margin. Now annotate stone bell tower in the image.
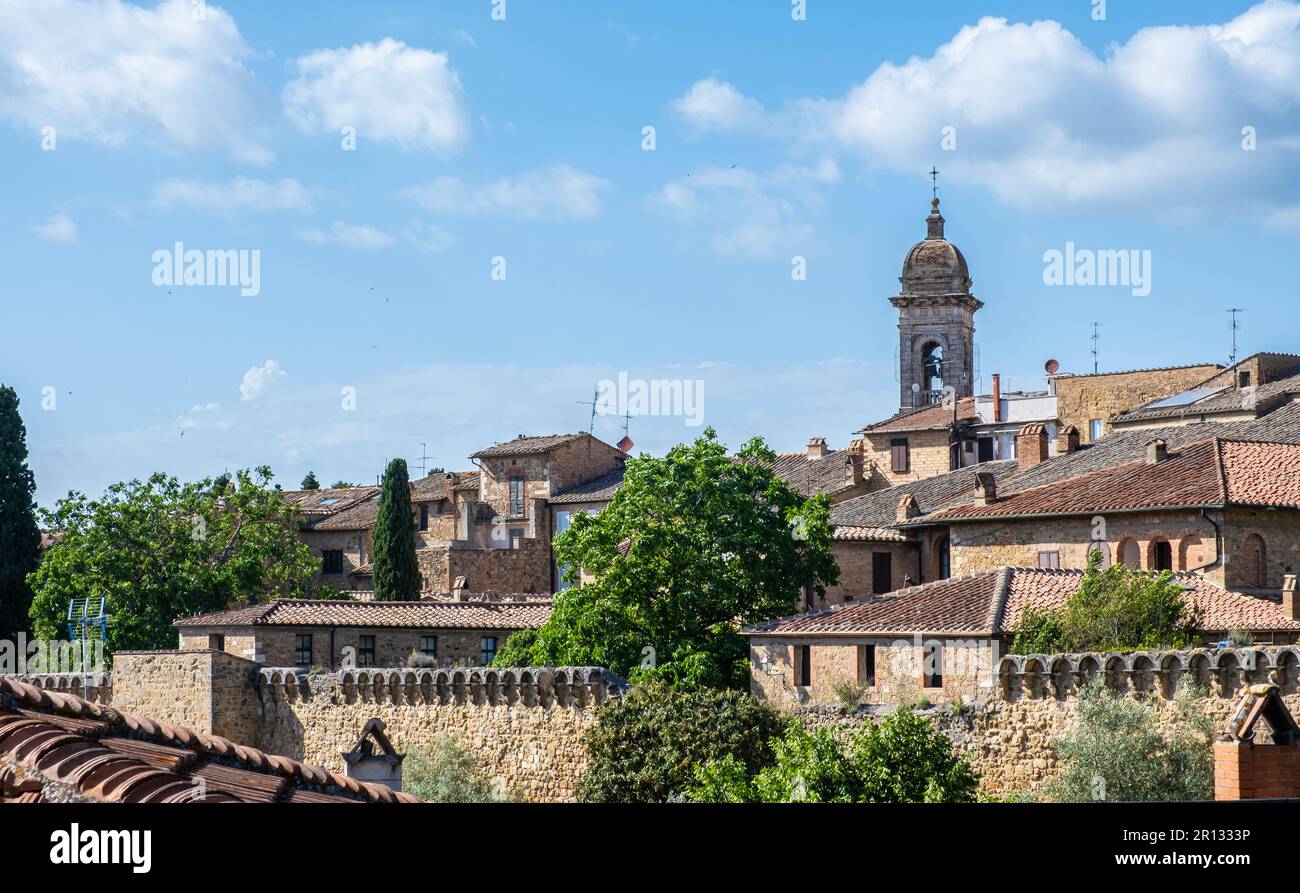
[890,198,983,410]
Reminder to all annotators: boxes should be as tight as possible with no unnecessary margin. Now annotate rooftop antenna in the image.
[576,387,600,434]
[414,442,433,478]
[1090,322,1102,374]
[1227,308,1245,365]
[66,596,110,694]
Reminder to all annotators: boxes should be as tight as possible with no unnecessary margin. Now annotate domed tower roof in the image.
[899,198,971,296]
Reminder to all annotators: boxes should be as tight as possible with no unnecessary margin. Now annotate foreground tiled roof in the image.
[832,526,909,543]
[469,433,587,459]
[175,598,552,630]
[860,397,977,434]
[924,438,1300,522]
[746,567,1300,636]
[0,678,420,803]
[548,468,626,505]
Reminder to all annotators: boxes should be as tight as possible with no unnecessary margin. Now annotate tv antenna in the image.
[66,596,111,694]
[1090,322,1102,374]
[1227,308,1246,365]
[576,387,600,434]
[414,442,434,478]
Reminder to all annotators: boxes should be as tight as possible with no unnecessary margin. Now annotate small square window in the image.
[890,438,909,474]
[358,635,376,667]
[322,550,344,575]
[420,635,437,657]
[1089,419,1104,442]
[508,476,526,517]
[480,637,498,665]
[1036,550,1061,569]
[294,634,312,667]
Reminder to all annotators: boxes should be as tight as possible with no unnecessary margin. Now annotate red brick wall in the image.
[1214,739,1300,799]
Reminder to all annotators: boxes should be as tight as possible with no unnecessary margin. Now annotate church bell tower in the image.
[891,197,983,410]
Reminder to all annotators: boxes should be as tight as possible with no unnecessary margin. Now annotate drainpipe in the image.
[1185,508,1223,576]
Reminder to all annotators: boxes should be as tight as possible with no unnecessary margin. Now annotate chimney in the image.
[452,576,469,601]
[1058,425,1081,454]
[992,374,1002,423]
[1016,424,1049,470]
[443,472,456,502]
[1284,574,1298,620]
[1145,438,1168,464]
[807,436,828,459]
[973,471,997,506]
[844,452,863,487]
[897,493,920,522]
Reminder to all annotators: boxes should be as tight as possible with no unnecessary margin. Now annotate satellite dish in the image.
[1044,359,1060,375]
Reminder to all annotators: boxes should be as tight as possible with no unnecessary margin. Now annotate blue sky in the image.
[3,0,1299,506]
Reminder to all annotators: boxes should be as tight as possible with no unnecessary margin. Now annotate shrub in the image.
[406,651,438,669]
[834,680,869,711]
[1038,677,1214,802]
[690,708,979,803]
[577,683,784,803]
[403,737,512,803]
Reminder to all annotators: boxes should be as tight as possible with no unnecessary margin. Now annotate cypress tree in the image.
[0,385,40,637]
[371,458,420,599]
[301,471,320,490]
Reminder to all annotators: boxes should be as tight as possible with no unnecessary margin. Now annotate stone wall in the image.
[825,540,919,604]
[1050,365,1221,440]
[863,429,953,488]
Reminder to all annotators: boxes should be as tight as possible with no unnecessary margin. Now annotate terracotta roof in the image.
[831,460,1017,528]
[771,449,863,498]
[746,567,1300,637]
[310,496,380,531]
[174,598,552,630]
[0,677,420,803]
[832,526,909,543]
[548,468,626,505]
[860,397,977,434]
[924,438,1300,522]
[281,487,378,516]
[453,471,481,492]
[1114,371,1300,424]
[469,434,587,459]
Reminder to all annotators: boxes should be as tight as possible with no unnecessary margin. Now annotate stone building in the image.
[1050,362,1224,441]
[174,596,552,670]
[746,566,1300,709]
[1110,353,1300,432]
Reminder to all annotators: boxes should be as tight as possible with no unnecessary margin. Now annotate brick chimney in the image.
[897,493,920,522]
[991,374,1002,423]
[442,472,456,502]
[807,436,828,459]
[844,452,863,487]
[452,576,469,601]
[1016,424,1049,470]
[1057,425,1081,454]
[1284,574,1298,620]
[973,471,997,506]
[1145,438,1169,464]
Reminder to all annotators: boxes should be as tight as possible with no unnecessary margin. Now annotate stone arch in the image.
[933,535,951,580]
[1088,540,1112,570]
[1117,537,1141,569]
[1130,654,1156,694]
[920,340,945,393]
[1178,533,1206,571]
[1273,648,1300,692]
[1148,537,1173,572]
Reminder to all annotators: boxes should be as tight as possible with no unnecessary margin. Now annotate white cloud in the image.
[0,0,271,163]
[240,360,287,402]
[403,163,611,220]
[283,37,469,153]
[297,221,394,250]
[671,78,769,133]
[33,212,78,243]
[152,177,313,214]
[647,161,835,258]
[453,29,476,47]
[401,222,455,252]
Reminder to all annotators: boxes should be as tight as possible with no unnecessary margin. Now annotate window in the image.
[1239,370,1252,388]
[1151,539,1173,572]
[321,549,344,575]
[1089,419,1104,442]
[554,510,574,591]
[1036,550,1060,569]
[508,475,525,517]
[1118,537,1141,568]
[420,636,437,658]
[509,528,525,550]
[936,536,951,580]
[857,645,876,686]
[358,635,376,667]
[977,437,994,463]
[921,342,944,394]
[295,634,312,667]
[1089,540,1112,570]
[794,644,812,686]
[890,438,910,473]
[923,643,943,688]
[208,633,225,652]
[480,637,498,665]
[872,552,893,595]
[419,504,429,531]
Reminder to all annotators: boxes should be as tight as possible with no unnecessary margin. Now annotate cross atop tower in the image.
[929,166,940,199]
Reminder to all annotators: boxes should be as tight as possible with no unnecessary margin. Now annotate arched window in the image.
[921,342,944,394]
[1178,534,1204,571]
[1118,537,1141,568]
[1088,540,1112,570]
[1241,533,1267,588]
[1149,538,1173,572]
[935,536,951,580]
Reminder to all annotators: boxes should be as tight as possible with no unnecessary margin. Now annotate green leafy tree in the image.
[300,471,320,490]
[690,709,979,803]
[499,429,838,689]
[1039,677,1214,802]
[329,480,355,489]
[28,467,320,652]
[577,683,784,803]
[371,458,420,600]
[0,386,40,638]
[403,737,513,802]
[1011,549,1201,654]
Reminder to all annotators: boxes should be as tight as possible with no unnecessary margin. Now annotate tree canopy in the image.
[0,385,40,638]
[28,467,320,652]
[371,458,420,600]
[494,429,837,689]
[300,471,320,490]
[1011,549,1202,654]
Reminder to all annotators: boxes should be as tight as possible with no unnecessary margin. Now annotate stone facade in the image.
[177,627,515,671]
[824,540,920,605]
[862,428,953,489]
[1050,365,1221,441]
